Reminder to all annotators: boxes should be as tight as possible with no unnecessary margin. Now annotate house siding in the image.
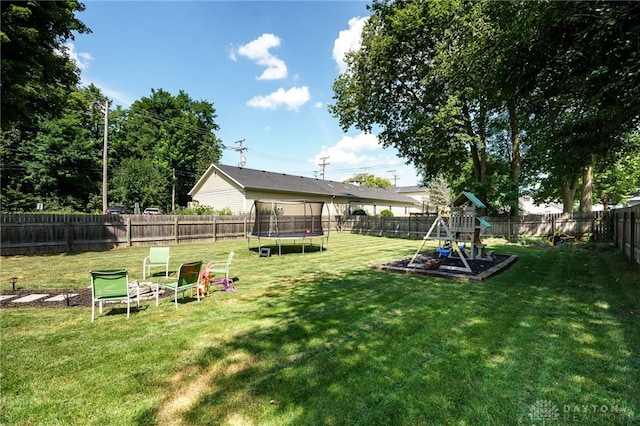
[191,171,246,213]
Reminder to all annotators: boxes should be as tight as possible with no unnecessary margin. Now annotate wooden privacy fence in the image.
[0,215,250,256]
[2,209,638,268]
[612,205,640,265]
[340,212,610,240]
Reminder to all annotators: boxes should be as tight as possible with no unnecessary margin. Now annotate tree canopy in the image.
[330,0,640,213]
[108,89,223,211]
[0,2,224,213]
[1,0,90,128]
[343,173,392,189]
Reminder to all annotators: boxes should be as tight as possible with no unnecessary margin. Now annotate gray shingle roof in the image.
[215,164,417,204]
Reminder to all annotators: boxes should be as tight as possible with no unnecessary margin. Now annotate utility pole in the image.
[318,156,329,180]
[388,170,398,188]
[102,99,112,213]
[234,139,247,167]
[171,168,176,212]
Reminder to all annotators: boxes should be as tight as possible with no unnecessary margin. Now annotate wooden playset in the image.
[408,191,494,273]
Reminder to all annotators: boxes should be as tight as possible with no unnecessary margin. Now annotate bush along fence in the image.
[1,208,638,267]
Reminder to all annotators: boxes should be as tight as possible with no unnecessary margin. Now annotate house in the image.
[627,190,640,207]
[396,186,430,213]
[519,195,564,214]
[188,164,420,216]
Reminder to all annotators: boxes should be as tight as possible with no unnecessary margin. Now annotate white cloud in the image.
[99,85,135,107]
[237,33,287,80]
[308,132,421,185]
[333,16,368,73]
[310,132,383,166]
[247,86,311,111]
[61,42,93,70]
[79,78,134,107]
[314,101,323,108]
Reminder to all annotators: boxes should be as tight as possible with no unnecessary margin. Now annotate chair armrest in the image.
[157,276,178,286]
[204,261,227,269]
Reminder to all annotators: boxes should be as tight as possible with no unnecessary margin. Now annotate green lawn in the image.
[1,233,639,425]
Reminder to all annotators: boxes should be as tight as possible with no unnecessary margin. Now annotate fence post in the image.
[174,217,179,245]
[630,211,636,262]
[213,217,217,242]
[66,215,72,252]
[622,212,628,258]
[127,217,132,247]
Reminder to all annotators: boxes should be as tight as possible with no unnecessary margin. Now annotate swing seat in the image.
[437,247,452,258]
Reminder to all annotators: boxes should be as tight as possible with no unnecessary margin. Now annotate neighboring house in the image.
[627,190,640,207]
[519,195,564,214]
[396,186,429,206]
[188,164,421,216]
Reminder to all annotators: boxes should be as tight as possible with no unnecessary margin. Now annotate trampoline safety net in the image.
[250,200,325,237]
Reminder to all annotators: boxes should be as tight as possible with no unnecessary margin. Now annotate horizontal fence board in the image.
[1,208,638,268]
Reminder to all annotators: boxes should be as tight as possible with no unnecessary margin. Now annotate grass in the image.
[1,233,639,425]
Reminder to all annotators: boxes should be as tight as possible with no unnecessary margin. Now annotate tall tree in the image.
[1,0,90,128]
[109,89,223,209]
[330,0,640,214]
[1,0,91,212]
[24,85,106,211]
[329,0,526,212]
[518,1,640,212]
[2,84,105,212]
[329,0,466,184]
[427,174,452,213]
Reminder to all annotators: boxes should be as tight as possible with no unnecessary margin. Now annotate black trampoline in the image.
[247,200,329,255]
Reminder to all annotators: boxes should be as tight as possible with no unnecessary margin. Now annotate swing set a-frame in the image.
[408,191,493,273]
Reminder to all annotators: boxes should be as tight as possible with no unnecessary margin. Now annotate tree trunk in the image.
[461,99,484,183]
[507,100,521,216]
[578,155,595,213]
[462,98,489,215]
[560,174,579,213]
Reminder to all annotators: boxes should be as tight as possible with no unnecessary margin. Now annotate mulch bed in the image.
[0,286,173,309]
[0,288,94,308]
[0,281,235,309]
[371,251,518,282]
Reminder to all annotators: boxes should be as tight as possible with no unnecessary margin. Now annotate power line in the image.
[125,108,218,138]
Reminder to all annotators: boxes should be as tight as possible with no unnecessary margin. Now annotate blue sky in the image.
[69,1,421,186]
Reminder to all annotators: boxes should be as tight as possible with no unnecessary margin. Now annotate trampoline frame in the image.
[246,200,329,255]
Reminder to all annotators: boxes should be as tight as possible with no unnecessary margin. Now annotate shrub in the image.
[379,209,394,217]
[173,205,234,216]
[351,209,367,216]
